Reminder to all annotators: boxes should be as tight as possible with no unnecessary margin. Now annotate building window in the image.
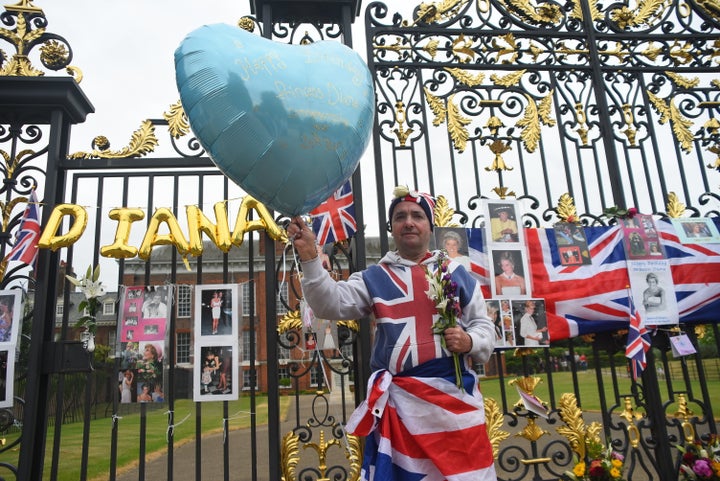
[475,363,486,377]
[278,345,291,361]
[242,330,256,362]
[102,300,115,316]
[276,282,288,315]
[310,367,320,387]
[243,370,257,389]
[108,330,116,351]
[176,331,191,364]
[278,366,291,388]
[176,285,191,318]
[56,303,63,317]
[241,282,255,317]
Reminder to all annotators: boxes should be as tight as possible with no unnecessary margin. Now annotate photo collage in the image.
[193,284,239,402]
[117,285,172,403]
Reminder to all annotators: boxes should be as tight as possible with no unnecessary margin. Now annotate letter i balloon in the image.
[174,23,375,216]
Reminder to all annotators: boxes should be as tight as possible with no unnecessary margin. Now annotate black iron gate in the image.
[0,0,718,480]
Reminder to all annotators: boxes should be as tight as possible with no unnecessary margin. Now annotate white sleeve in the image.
[299,257,373,320]
[460,282,496,364]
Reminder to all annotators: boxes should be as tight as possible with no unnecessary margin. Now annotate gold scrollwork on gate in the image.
[557,392,602,459]
[673,393,696,443]
[69,120,159,159]
[280,429,363,481]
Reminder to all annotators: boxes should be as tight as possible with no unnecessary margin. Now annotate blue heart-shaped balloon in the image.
[174,24,375,216]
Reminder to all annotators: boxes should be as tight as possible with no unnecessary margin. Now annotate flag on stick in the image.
[625,290,650,380]
[5,190,41,271]
[310,180,356,245]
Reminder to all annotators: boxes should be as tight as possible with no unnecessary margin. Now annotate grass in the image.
[479,369,720,416]
[0,373,716,480]
[0,396,291,481]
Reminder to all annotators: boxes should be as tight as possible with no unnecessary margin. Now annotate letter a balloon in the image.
[174,24,375,216]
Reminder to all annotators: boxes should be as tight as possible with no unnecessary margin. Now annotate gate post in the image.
[0,77,94,481]
[246,1,365,478]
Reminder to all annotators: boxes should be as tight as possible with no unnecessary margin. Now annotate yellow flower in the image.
[712,460,720,477]
[610,467,621,478]
[573,461,586,477]
[611,458,623,468]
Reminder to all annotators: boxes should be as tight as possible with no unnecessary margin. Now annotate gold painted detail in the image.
[445,67,484,86]
[484,397,510,458]
[280,428,363,481]
[496,0,563,25]
[520,456,552,465]
[0,196,28,234]
[609,0,671,29]
[674,393,696,443]
[569,0,603,21]
[666,192,686,218]
[621,104,637,146]
[490,69,525,87]
[447,93,471,152]
[556,193,579,223]
[280,431,300,481]
[0,2,79,78]
[393,101,413,146]
[517,416,548,442]
[304,430,342,480]
[575,103,590,146]
[337,320,359,332]
[433,195,459,227]
[451,34,476,63]
[164,101,191,139]
[407,0,469,26]
[647,91,694,153]
[492,186,516,199]
[485,139,513,171]
[516,94,543,152]
[345,434,364,481]
[278,310,302,334]
[665,71,700,89]
[619,396,644,448]
[238,16,256,32]
[69,120,159,159]
[556,392,602,459]
[695,0,720,20]
[489,33,520,64]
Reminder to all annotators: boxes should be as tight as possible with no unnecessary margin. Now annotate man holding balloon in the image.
[288,186,497,481]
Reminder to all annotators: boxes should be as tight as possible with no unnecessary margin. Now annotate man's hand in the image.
[287,217,319,262]
[444,326,473,354]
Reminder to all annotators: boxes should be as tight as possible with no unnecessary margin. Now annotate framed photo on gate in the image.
[489,248,531,298]
[483,199,524,245]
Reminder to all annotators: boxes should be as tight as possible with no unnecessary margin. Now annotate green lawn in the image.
[479,369,720,416]
[0,396,291,481]
[0,373,716,480]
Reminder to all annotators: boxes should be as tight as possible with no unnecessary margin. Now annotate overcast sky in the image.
[35,0,392,243]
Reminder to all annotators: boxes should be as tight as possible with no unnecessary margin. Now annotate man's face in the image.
[391,201,432,257]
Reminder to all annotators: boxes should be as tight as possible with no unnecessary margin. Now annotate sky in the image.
[37,0,385,234]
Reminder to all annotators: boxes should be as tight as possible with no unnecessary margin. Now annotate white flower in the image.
[81,279,105,299]
[392,185,410,198]
[425,277,443,301]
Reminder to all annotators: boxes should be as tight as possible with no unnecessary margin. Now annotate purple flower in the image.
[692,458,713,477]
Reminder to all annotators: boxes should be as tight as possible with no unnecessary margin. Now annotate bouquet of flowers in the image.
[565,439,625,481]
[424,251,463,388]
[677,435,720,481]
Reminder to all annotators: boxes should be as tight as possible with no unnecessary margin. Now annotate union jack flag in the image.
[310,180,356,245]
[346,366,496,481]
[625,293,650,380]
[466,219,720,340]
[5,190,41,270]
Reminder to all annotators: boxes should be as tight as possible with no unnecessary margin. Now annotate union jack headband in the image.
[388,186,436,229]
